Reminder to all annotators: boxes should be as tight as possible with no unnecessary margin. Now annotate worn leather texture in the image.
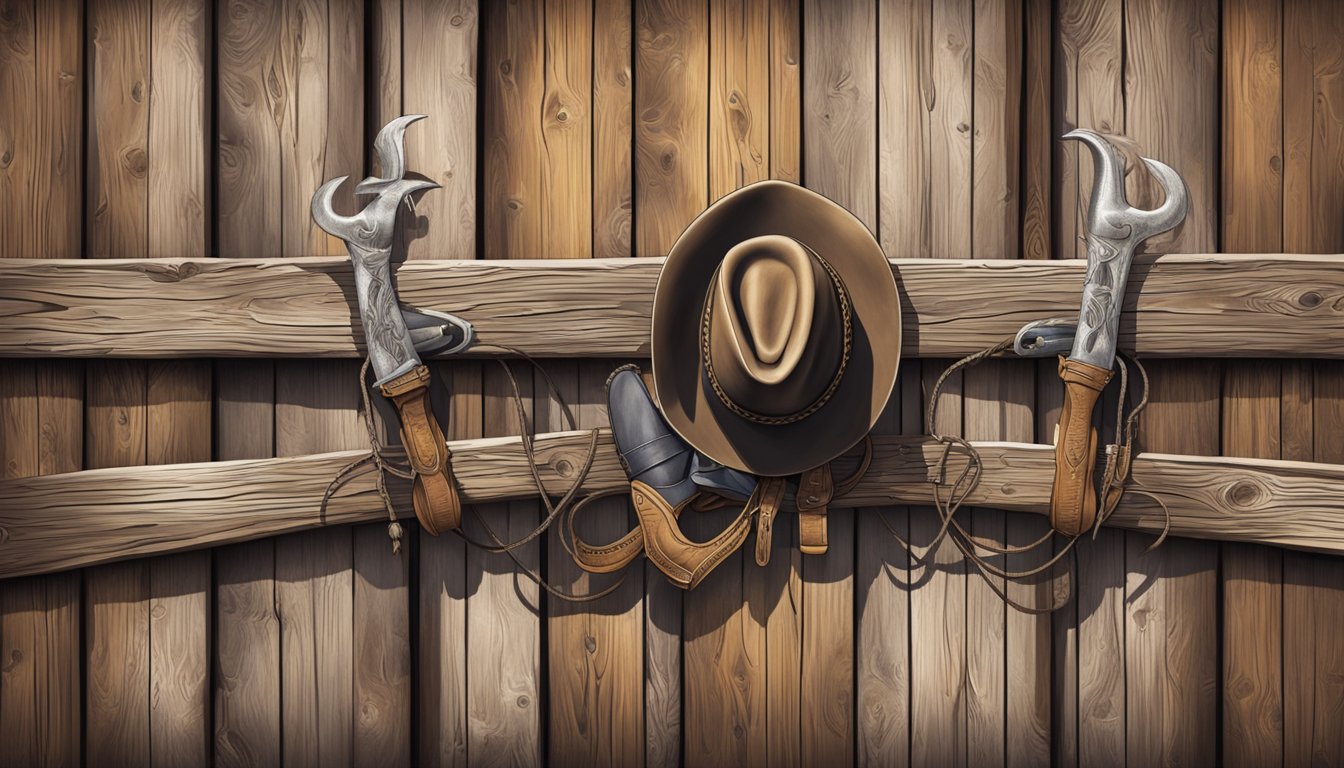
[1050,357,1114,536]
[380,364,462,536]
[796,463,835,554]
[631,480,754,590]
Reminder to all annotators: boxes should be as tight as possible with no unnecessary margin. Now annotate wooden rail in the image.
[2,253,1341,358]
[2,429,1342,578]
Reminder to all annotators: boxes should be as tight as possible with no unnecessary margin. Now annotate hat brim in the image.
[651,181,901,477]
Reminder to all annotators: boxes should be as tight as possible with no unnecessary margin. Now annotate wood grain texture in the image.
[10,430,1344,576]
[7,253,1343,359]
[476,2,557,762]
[1124,1,1221,764]
[212,0,282,764]
[1055,0,1122,260]
[416,360,475,768]
[403,0,476,261]
[680,1,771,763]
[1053,2,1125,764]
[1221,1,1286,764]
[274,363,362,768]
[1284,3,1344,762]
[799,1,876,762]
[634,0,707,259]
[0,1,82,764]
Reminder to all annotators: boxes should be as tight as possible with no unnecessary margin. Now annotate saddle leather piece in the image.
[379,364,462,536]
[752,477,789,566]
[1050,356,1113,536]
[796,463,835,554]
[631,480,756,590]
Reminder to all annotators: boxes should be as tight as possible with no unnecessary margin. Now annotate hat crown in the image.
[708,236,845,419]
[721,236,814,380]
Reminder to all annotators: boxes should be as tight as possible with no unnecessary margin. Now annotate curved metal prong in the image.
[356,114,427,196]
[1063,128,1188,242]
[311,176,361,241]
[312,175,440,251]
[1135,156,1188,238]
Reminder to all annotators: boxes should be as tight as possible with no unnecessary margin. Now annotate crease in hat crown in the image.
[650,179,901,477]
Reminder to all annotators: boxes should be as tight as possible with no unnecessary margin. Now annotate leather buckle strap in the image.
[379,364,462,536]
[752,477,789,566]
[796,464,834,555]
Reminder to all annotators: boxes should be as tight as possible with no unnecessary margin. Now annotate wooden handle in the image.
[1050,357,1113,536]
[380,365,462,536]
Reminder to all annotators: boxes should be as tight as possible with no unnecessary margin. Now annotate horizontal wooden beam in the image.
[2,429,1341,578]
[2,253,1340,358]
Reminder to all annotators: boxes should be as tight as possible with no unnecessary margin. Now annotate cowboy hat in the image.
[651,180,901,477]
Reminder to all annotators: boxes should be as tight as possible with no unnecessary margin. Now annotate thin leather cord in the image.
[322,358,416,553]
[324,352,618,603]
[881,339,1160,614]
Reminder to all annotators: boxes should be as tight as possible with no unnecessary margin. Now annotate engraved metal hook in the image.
[1065,128,1188,243]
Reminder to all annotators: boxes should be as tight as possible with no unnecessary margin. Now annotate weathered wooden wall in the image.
[1,0,1342,766]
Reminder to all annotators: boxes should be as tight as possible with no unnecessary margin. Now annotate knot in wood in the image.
[1299,291,1323,308]
[553,458,573,478]
[1227,478,1267,509]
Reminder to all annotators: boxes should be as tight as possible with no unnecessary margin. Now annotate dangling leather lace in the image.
[322,349,618,604]
[878,340,1164,614]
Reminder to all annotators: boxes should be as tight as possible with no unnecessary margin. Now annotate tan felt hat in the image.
[651,180,901,477]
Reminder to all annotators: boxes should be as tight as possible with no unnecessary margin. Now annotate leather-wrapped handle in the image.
[380,364,462,536]
[1050,357,1113,536]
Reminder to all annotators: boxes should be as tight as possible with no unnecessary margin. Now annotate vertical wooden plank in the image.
[85,361,150,768]
[213,3,283,765]
[802,2,876,764]
[1021,0,1052,262]
[468,365,543,766]
[1124,2,1221,765]
[1221,1,1285,765]
[530,1,647,765]
[214,0,285,751]
[635,2,707,764]
[146,360,213,768]
[352,526,411,768]
[876,0,972,762]
[871,8,926,753]
[214,361,278,767]
[475,0,569,763]
[966,1,1028,764]
[404,0,477,261]
[346,7,408,764]
[594,0,633,259]
[419,362,476,768]
[1284,3,1344,763]
[635,0,709,258]
[83,1,151,763]
[275,362,363,768]
[1052,3,1124,765]
[0,1,83,765]
[144,1,214,762]
[399,3,477,766]
[1055,0,1123,260]
[679,1,769,765]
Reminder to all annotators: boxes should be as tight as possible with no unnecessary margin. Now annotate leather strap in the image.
[379,364,462,536]
[752,477,789,566]
[796,463,835,555]
[631,480,755,590]
[1049,357,1113,536]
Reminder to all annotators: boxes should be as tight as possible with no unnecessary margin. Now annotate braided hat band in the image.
[699,250,854,426]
